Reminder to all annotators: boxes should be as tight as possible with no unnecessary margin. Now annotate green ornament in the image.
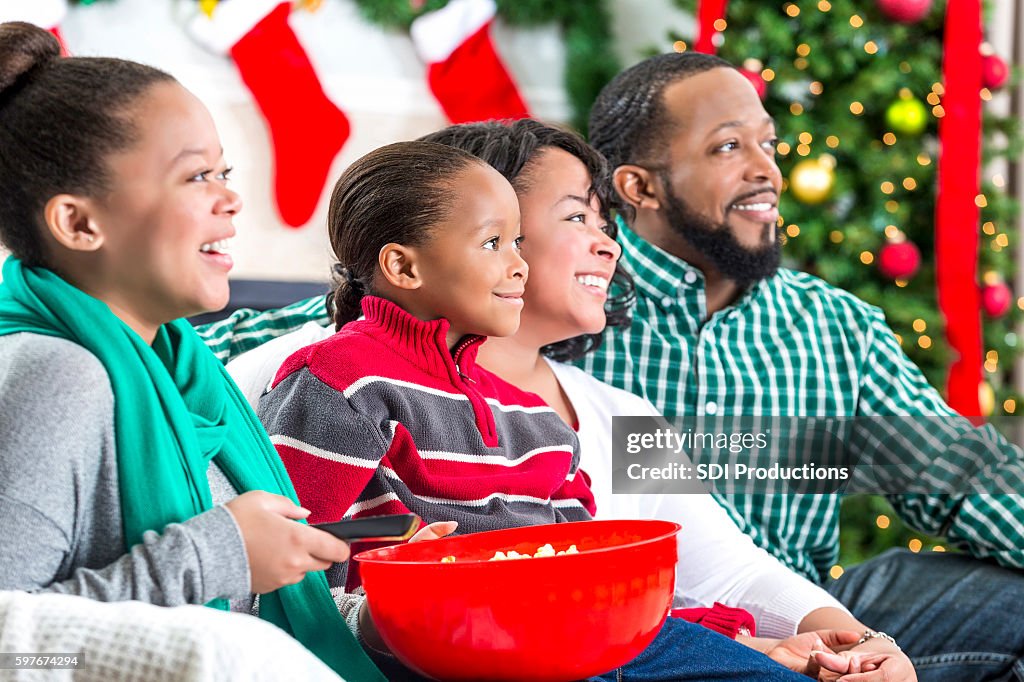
[885,96,928,135]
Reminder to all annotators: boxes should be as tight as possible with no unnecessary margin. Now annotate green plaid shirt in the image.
[197,224,1024,582]
[199,294,329,364]
[577,220,1024,581]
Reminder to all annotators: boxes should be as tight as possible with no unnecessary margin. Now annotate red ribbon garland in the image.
[695,0,728,54]
[936,0,984,421]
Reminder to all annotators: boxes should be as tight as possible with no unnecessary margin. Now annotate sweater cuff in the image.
[184,505,251,601]
[671,603,756,639]
[756,584,851,639]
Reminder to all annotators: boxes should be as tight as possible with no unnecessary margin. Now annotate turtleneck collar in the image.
[358,296,486,382]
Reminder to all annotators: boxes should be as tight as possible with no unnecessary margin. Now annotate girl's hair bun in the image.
[0,22,61,98]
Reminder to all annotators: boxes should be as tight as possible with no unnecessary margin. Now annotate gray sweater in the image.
[0,333,252,609]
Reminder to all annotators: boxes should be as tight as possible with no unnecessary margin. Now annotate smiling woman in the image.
[0,21,381,681]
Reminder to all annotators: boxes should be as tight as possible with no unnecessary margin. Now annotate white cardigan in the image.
[227,326,848,637]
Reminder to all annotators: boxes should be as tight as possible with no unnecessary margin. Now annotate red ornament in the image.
[981,53,1009,90]
[876,0,933,24]
[877,238,921,280]
[739,59,767,100]
[981,278,1012,318]
[739,69,767,100]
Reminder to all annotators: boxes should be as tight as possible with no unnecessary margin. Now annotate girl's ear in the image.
[613,164,662,213]
[43,194,103,252]
[379,243,422,290]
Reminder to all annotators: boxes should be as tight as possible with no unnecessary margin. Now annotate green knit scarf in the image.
[0,257,383,682]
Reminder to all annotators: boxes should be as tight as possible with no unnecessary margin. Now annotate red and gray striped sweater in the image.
[258,296,596,549]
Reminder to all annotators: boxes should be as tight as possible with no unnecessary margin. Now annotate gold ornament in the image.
[979,381,995,417]
[788,157,835,204]
[199,0,219,18]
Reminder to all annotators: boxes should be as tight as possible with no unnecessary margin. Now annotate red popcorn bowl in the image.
[353,519,680,682]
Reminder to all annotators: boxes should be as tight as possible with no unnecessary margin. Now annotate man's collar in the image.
[615,215,772,317]
[616,216,709,301]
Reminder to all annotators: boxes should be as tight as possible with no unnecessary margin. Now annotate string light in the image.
[713,18,727,31]
[913,319,926,332]
[1017,297,1024,311]
[880,181,895,194]
[885,200,900,213]
[981,88,993,101]
[895,333,904,344]
[918,335,932,349]
[830,230,844,243]
[762,68,776,81]
[932,105,945,117]
[794,57,809,70]
[926,92,941,105]
[829,565,844,580]
[884,224,900,239]
[850,101,865,115]
[983,221,996,235]
[785,3,800,17]
[826,135,839,148]
[895,279,908,288]
[860,251,874,265]
[796,143,811,156]
[791,102,805,115]
[996,234,1009,247]
[809,81,824,95]
[786,224,801,237]
[899,61,912,73]
[932,545,946,552]
[798,132,813,144]
[975,194,988,208]
[777,215,785,227]
[908,539,923,552]
[1005,399,1017,414]
[932,82,945,95]
[777,141,791,155]
[818,0,831,11]
[876,515,891,529]
[917,153,931,166]
[849,14,863,28]
[673,40,688,52]
[797,43,811,57]
[864,41,879,55]
[987,350,999,363]
[883,132,897,145]
[903,177,917,191]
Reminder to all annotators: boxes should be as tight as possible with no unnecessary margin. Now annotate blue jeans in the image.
[827,548,1024,681]
[366,616,802,681]
[591,617,803,681]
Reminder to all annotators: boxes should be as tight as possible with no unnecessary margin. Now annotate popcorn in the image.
[440,544,580,562]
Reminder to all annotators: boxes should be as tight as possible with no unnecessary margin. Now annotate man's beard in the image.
[661,180,781,286]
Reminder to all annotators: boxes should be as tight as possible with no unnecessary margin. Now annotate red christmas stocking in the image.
[190,0,350,228]
[0,0,70,55]
[410,0,529,123]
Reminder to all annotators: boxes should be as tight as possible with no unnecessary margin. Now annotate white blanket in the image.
[0,591,344,681]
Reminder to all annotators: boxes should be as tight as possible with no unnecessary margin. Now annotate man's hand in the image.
[814,644,918,681]
[751,630,861,677]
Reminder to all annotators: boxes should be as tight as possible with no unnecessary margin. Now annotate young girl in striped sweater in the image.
[258,141,596,565]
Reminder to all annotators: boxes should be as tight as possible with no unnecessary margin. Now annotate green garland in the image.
[351,0,618,133]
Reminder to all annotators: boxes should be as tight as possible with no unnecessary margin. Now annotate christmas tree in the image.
[669,0,1021,567]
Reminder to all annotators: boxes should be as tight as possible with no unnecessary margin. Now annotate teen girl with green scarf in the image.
[0,22,383,681]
